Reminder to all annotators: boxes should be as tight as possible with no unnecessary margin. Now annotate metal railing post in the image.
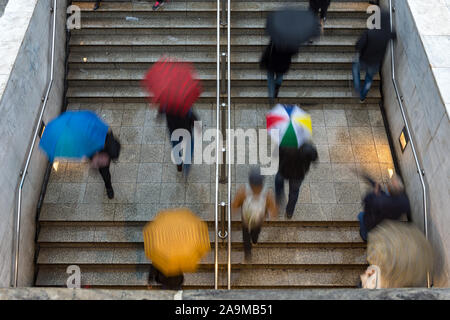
[214,0,221,291]
[388,0,430,288]
[12,0,57,288]
[226,0,232,291]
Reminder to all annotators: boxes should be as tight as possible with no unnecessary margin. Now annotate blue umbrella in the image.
[39,111,109,162]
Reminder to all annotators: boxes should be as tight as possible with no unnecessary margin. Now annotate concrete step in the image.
[39,203,363,223]
[66,85,381,104]
[36,246,366,266]
[68,51,357,66]
[37,224,364,245]
[73,17,367,35]
[69,34,360,48]
[67,68,380,83]
[35,265,364,288]
[73,1,371,16]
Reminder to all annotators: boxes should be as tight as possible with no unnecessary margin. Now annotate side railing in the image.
[214,0,232,290]
[11,0,58,288]
[388,0,430,288]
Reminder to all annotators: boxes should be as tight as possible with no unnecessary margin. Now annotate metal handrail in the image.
[388,0,430,288]
[214,0,220,290]
[11,0,57,288]
[226,0,232,291]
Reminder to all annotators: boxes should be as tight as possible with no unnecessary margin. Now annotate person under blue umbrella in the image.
[39,110,121,199]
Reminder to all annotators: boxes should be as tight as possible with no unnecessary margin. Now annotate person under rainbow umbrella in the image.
[266,104,312,148]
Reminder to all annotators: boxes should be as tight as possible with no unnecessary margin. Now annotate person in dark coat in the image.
[260,41,297,104]
[309,0,331,32]
[165,110,199,175]
[358,174,411,242]
[90,131,121,199]
[352,10,396,102]
[275,143,318,218]
[148,265,184,290]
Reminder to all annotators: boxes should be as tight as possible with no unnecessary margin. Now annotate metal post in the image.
[12,0,57,288]
[226,0,232,291]
[214,0,221,291]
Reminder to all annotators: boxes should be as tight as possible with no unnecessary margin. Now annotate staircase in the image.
[36,0,394,289]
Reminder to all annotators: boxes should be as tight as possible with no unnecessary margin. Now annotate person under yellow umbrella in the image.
[143,208,211,289]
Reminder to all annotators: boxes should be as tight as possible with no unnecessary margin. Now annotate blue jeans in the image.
[267,71,284,99]
[352,60,379,100]
[358,211,368,242]
[275,171,303,216]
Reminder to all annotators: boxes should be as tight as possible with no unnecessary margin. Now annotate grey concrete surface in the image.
[0,0,69,287]
[380,0,450,287]
[1,287,450,300]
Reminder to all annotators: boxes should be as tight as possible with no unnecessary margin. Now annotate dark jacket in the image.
[260,42,297,74]
[356,13,396,65]
[278,143,318,180]
[89,131,121,162]
[309,0,331,9]
[165,110,199,135]
[363,190,411,232]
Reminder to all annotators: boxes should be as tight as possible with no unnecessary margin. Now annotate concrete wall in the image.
[0,0,68,287]
[380,0,450,287]
[0,0,8,18]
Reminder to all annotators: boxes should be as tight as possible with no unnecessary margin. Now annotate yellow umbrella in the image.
[143,208,211,277]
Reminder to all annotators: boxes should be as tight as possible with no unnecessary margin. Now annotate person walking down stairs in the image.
[89,131,121,199]
[352,10,396,102]
[232,168,278,261]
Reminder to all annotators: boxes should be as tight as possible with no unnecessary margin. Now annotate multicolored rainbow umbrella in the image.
[266,104,312,148]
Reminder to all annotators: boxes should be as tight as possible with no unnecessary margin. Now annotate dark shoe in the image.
[152,1,165,10]
[148,266,156,284]
[269,97,275,106]
[286,211,294,219]
[106,187,114,199]
[274,84,281,98]
[359,98,366,103]
[177,164,183,172]
[93,1,100,10]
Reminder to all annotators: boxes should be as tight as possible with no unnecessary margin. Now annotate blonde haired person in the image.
[361,220,433,288]
[232,168,277,261]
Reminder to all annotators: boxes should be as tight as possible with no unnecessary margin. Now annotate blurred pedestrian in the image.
[358,173,410,242]
[232,168,277,261]
[260,41,297,104]
[149,264,184,290]
[352,10,395,102]
[166,109,199,175]
[275,143,318,219]
[309,0,331,33]
[361,220,433,288]
[94,0,100,10]
[90,131,121,199]
[152,0,166,10]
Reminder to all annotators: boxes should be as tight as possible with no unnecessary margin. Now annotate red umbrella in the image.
[142,57,203,116]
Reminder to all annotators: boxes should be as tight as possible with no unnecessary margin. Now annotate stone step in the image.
[72,17,367,33]
[35,265,365,288]
[66,85,381,104]
[68,51,357,66]
[36,246,366,266]
[39,203,363,223]
[73,1,371,15]
[67,68,380,83]
[37,224,364,245]
[69,34,360,48]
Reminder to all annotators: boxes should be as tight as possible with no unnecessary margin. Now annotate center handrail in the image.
[226,0,232,291]
[214,0,220,290]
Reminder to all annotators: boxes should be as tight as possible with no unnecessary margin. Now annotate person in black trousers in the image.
[275,143,318,218]
[309,0,331,32]
[149,265,184,290]
[90,131,121,199]
[260,41,297,104]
